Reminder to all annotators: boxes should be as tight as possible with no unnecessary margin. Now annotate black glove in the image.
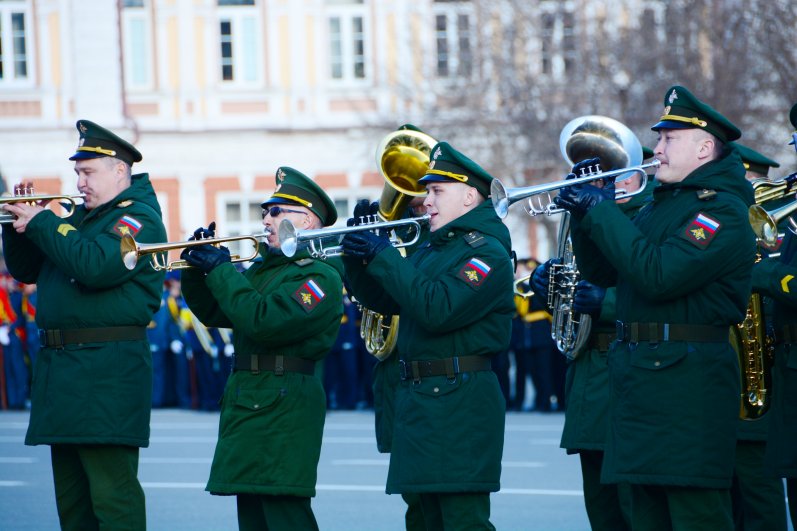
[573,280,606,317]
[348,200,380,227]
[553,183,614,220]
[341,230,391,263]
[531,258,560,300]
[570,157,602,179]
[181,244,231,274]
[189,221,216,241]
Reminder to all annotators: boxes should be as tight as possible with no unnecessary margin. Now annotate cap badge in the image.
[432,146,442,160]
[668,89,678,104]
[274,184,282,193]
[78,138,85,147]
[79,123,87,134]
[429,160,436,170]
[276,168,286,182]
[663,105,671,116]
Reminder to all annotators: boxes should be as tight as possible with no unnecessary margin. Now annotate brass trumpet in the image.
[121,232,267,271]
[0,192,85,223]
[278,215,430,259]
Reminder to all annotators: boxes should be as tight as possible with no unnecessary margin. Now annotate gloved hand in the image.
[341,230,391,263]
[573,280,606,317]
[570,157,602,179]
[181,244,231,274]
[751,258,779,293]
[553,183,614,220]
[348,200,379,227]
[189,221,216,241]
[531,258,560,300]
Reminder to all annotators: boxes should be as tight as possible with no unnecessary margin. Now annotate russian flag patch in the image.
[682,212,721,248]
[113,215,143,237]
[292,278,326,313]
[457,257,492,287]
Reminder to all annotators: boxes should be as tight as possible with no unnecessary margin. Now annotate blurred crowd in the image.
[0,262,566,413]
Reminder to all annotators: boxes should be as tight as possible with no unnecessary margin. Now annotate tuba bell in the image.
[549,116,644,359]
[358,127,437,361]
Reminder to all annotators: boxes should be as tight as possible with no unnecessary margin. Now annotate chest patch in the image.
[113,215,143,237]
[457,257,492,287]
[292,278,326,313]
[682,212,721,248]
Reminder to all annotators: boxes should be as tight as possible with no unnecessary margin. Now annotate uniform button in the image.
[253,404,260,409]
[433,387,439,393]
[70,278,75,283]
[654,361,661,367]
[447,232,454,238]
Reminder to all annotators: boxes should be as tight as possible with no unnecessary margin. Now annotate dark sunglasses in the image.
[262,206,306,219]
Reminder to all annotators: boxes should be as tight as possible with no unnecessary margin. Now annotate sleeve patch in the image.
[113,215,143,237]
[292,278,326,313]
[457,257,492,287]
[57,223,77,237]
[681,212,721,248]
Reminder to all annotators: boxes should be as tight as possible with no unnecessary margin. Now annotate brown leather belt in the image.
[775,324,797,345]
[39,326,147,348]
[615,321,728,343]
[399,355,492,381]
[234,354,315,376]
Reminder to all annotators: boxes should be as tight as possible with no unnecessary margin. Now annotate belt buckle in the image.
[40,329,65,349]
[398,360,409,381]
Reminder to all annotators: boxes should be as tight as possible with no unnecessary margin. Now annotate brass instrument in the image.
[121,232,266,271]
[491,115,658,219]
[546,115,647,359]
[0,186,85,223]
[513,274,533,298]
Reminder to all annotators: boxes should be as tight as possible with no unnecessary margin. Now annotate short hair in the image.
[103,156,132,179]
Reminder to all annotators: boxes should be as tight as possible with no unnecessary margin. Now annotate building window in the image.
[327,1,368,83]
[217,3,261,85]
[433,1,474,79]
[0,5,30,84]
[122,0,153,90]
[219,197,263,263]
[540,4,576,79]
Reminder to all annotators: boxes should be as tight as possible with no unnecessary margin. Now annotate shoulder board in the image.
[463,231,487,248]
[696,189,717,201]
[294,258,314,267]
[116,200,134,208]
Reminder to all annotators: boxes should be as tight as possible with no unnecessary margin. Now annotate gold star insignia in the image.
[301,292,312,304]
[690,228,706,240]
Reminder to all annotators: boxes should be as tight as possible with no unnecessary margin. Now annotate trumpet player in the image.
[554,86,756,529]
[179,167,343,531]
[341,141,514,530]
[1,119,167,530]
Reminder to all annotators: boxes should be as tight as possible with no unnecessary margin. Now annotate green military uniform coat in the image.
[181,246,343,497]
[2,173,166,447]
[571,148,756,488]
[345,201,514,494]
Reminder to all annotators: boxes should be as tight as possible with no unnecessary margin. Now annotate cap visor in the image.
[651,120,694,132]
[418,174,452,185]
[69,151,105,161]
[260,197,302,209]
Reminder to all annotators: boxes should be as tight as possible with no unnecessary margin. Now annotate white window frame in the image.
[0,1,34,88]
[432,1,475,80]
[217,3,262,87]
[216,193,265,263]
[539,1,576,80]
[326,1,370,86]
[122,0,154,91]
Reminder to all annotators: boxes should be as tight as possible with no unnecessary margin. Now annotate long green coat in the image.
[181,247,343,496]
[2,173,166,447]
[753,234,797,477]
[345,201,515,494]
[560,180,654,452]
[571,148,756,488]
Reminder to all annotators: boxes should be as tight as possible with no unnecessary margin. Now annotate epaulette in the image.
[696,189,717,201]
[294,258,314,267]
[463,231,486,248]
[116,199,134,208]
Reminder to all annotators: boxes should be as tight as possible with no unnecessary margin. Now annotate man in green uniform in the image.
[555,86,757,529]
[729,142,788,531]
[179,167,343,531]
[756,102,797,530]
[531,161,654,530]
[341,141,515,530]
[2,120,166,530]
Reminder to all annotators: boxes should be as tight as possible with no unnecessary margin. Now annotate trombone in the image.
[491,160,659,219]
[0,193,85,223]
[120,232,267,271]
[278,214,430,259]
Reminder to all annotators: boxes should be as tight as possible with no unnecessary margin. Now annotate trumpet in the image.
[120,232,267,271]
[0,190,85,223]
[491,161,658,219]
[278,214,430,259]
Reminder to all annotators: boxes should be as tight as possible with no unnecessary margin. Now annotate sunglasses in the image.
[262,206,306,219]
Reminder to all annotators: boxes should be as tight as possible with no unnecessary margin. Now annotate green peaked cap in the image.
[261,166,337,226]
[68,119,142,166]
[651,85,741,143]
[729,142,780,176]
[419,141,493,198]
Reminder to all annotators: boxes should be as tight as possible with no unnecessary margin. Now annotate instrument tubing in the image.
[399,355,492,382]
[39,326,147,349]
[615,321,729,343]
[234,354,315,376]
